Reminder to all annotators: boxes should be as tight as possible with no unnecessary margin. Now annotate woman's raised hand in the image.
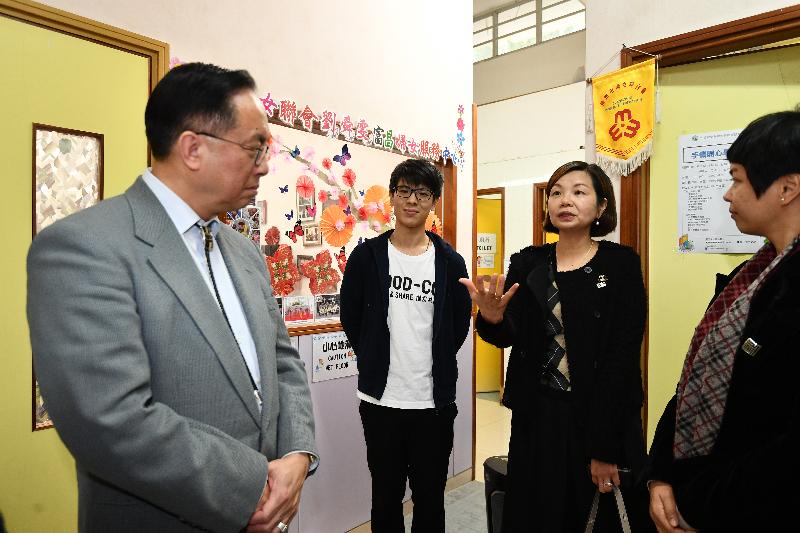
[459,274,519,325]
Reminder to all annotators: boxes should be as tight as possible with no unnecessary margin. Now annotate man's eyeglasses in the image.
[195,131,268,167]
[393,185,434,202]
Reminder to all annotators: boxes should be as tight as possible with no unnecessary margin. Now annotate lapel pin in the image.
[596,274,608,288]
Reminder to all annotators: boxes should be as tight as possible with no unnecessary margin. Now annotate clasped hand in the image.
[458,273,519,324]
[247,454,310,532]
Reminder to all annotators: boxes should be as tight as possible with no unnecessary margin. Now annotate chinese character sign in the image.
[312,331,358,383]
[592,58,655,176]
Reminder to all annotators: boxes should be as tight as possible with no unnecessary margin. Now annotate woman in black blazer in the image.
[462,161,650,532]
[647,110,800,533]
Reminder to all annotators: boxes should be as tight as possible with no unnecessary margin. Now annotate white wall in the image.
[40,2,473,532]
[478,80,586,263]
[584,0,799,161]
[474,30,585,105]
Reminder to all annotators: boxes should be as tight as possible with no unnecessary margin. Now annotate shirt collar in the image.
[141,169,220,235]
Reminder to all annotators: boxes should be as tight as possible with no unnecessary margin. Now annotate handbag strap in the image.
[584,486,631,533]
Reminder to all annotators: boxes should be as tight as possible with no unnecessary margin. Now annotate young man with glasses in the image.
[340,159,471,532]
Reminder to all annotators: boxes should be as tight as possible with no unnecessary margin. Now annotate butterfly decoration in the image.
[284,209,294,220]
[306,204,317,218]
[336,246,347,274]
[359,190,365,197]
[285,220,305,243]
[332,144,351,166]
[343,205,351,216]
[278,185,289,193]
[290,145,301,159]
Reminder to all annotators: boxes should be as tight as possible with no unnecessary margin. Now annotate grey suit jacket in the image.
[27,178,317,533]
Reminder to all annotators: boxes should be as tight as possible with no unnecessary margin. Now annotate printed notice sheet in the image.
[677,130,762,254]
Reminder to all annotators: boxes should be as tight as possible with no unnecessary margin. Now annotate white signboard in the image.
[477,233,497,255]
[477,254,495,269]
[677,130,762,254]
[312,331,357,383]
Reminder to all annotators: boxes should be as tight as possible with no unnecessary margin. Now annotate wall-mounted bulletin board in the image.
[240,123,446,336]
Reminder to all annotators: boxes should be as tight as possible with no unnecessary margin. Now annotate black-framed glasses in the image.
[393,185,434,202]
[195,131,267,167]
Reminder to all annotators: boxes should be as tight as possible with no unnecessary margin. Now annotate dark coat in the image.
[477,240,647,464]
[340,230,471,408]
[646,250,800,532]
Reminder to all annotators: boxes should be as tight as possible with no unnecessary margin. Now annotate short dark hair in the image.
[145,63,257,159]
[389,159,444,200]
[727,108,800,198]
[543,161,617,237]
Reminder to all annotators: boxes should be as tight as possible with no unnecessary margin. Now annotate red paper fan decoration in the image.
[300,250,341,295]
[265,244,300,296]
[265,226,281,245]
[296,175,315,198]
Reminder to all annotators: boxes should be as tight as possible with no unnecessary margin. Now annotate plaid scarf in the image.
[674,238,800,459]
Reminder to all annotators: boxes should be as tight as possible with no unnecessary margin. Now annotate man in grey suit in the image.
[27,63,317,533]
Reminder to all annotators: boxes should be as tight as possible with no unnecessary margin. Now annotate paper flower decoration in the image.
[265,226,281,246]
[342,168,356,188]
[265,244,300,297]
[318,190,329,203]
[457,118,465,131]
[300,250,341,295]
[322,157,332,170]
[320,205,354,247]
[296,175,315,198]
[362,185,392,232]
[426,213,442,235]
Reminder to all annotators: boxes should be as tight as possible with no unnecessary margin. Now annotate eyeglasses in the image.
[195,131,268,167]
[393,185,434,202]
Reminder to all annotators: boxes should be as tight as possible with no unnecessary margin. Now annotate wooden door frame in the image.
[476,187,506,395]
[533,182,548,246]
[617,3,800,434]
[0,0,169,93]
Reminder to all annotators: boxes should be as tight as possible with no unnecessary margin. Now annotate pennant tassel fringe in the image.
[596,141,652,177]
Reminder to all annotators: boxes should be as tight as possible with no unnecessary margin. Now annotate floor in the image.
[474,392,511,483]
[347,393,511,533]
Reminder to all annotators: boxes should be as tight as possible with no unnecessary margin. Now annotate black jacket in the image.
[340,230,471,408]
[646,251,800,532]
[477,240,647,464]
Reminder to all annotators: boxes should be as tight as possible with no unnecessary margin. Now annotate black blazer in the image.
[477,240,646,464]
[647,251,800,532]
[340,230,471,408]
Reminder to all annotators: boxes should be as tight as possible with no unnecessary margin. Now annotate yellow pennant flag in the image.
[592,58,655,176]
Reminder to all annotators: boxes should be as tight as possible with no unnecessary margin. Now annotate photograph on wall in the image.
[312,331,357,383]
[296,254,313,271]
[220,206,261,246]
[297,191,317,222]
[274,297,283,319]
[283,295,314,323]
[315,293,341,321]
[33,123,104,430]
[303,223,322,246]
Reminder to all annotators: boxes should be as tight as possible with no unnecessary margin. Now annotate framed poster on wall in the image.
[32,123,104,430]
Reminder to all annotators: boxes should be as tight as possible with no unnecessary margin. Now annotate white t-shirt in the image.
[358,240,436,409]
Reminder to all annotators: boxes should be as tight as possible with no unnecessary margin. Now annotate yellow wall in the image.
[476,197,503,392]
[0,16,149,532]
[647,46,800,444]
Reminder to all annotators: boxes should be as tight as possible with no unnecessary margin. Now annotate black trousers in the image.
[359,400,457,533]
